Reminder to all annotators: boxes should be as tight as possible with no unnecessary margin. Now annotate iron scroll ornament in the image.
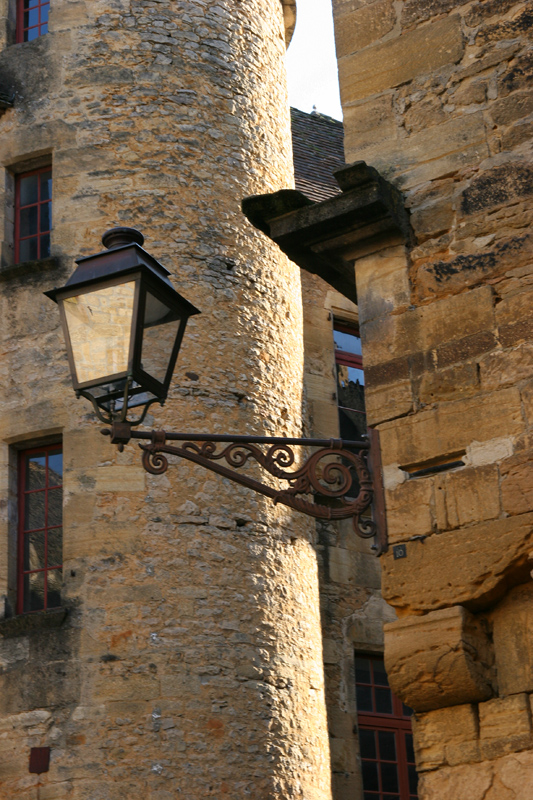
[102,426,378,544]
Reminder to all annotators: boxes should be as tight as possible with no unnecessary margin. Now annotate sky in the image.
[285,0,343,121]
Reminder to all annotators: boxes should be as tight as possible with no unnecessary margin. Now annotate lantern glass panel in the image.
[140,291,181,385]
[63,281,136,384]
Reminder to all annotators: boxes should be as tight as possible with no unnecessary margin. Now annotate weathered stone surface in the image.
[335,0,396,58]
[418,361,480,404]
[338,16,464,104]
[385,477,434,544]
[476,5,533,45]
[361,285,495,367]
[346,112,488,190]
[444,465,500,528]
[413,704,481,771]
[418,752,533,800]
[379,386,522,467]
[501,449,533,516]
[381,514,533,614]
[492,583,533,696]
[384,606,494,711]
[490,91,533,127]
[479,694,533,759]
[465,0,518,27]
[413,233,533,301]
[343,95,397,152]
[365,380,414,426]
[402,0,469,27]
[355,245,410,323]
[460,164,533,217]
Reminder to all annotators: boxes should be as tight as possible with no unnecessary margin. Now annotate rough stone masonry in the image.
[0,1,334,798]
[331,0,533,796]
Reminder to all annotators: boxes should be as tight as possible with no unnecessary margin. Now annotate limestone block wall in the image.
[332,0,533,796]
[301,271,395,800]
[0,1,333,798]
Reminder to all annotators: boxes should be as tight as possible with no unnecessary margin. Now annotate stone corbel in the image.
[384,606,495,712]
[242,161,413,304]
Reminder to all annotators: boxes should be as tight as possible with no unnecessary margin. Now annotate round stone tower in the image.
[0,1,332,798]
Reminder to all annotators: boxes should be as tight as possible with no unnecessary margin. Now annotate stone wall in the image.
[333,0,533,796]
[0,1,334,798]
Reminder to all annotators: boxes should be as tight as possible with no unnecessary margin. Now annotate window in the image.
[17,445,63,614]
[356,655,418,800]
[334,321,366,439]
[14,166,52,263]
[17,0,50,42]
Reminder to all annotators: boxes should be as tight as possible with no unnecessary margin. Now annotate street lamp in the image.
[45,227,200,425]
[45,229,386,551]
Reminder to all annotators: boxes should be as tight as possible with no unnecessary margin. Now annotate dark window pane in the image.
[40,202,51,232]
[408,764,418,795]
[40,171,52,201]
[19,174,38,205]
[378,731,397,761]
[373,659,390,686]
[339,406,367,440]
[40,234,51,258]
[355,657,371,684]
[24,491,46,531]
[47,488,63,528]
[47,529,63,568]
[359,729,377,760]
[361,761,379,792]
[405,733,415,763]
[47,569,62,608]
[20,206,38,238]
[384,796,400,800]
[26,455,46,490]
[19,236,38,262]
[48,452,63,484]
[26,26,40,40]
[334,329,362,356]
[24,531,46,571]
[381,762,399,794]
[403,704,414,718]
[364,795,380,800]
[375,687,393,714]
[24,571,45,612]
[356,684,374,713]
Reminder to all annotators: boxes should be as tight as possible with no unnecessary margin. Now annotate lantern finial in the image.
[102,227,145,250]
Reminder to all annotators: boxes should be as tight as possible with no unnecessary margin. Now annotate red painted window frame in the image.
[356,655,418,800]
[14,166,52,264]
[334,320,363,371]
[17,444,63,615]
[16,0,50,43]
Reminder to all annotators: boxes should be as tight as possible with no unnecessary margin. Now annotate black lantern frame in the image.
[45,228,200,424]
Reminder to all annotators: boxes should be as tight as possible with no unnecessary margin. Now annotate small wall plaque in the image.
[29,747,50,774]
[393,544,407,560]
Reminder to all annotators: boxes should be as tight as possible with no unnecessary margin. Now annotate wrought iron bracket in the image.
[101,423,385,552]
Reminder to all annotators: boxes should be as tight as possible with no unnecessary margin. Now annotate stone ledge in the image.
[0,256,63,283]
[0,608,67,638]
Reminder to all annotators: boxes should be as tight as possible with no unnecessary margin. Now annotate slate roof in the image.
[291,107,345,202]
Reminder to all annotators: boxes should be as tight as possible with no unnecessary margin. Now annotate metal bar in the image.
[128,429,370,449]
[368,428,388,555]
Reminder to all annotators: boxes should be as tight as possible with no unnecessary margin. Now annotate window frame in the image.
[16,0,50,43]
[17,443,63,615]
[334,319,363,371]
[355,654,418,800]
[14,165,52,264]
